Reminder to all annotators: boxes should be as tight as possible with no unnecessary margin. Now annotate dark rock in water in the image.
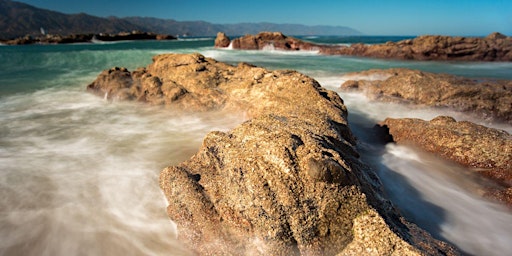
[88,53,459,255]
[215,31,512,61]
[340,68,512,124]
[379,116,512,206]
[94,31,176,41]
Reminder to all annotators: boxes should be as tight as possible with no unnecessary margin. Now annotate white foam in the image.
[338,72,393,84]
[382,144,512,256]
[0,87,243,255]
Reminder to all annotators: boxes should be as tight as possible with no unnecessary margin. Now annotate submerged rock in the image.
[215,31,512,61]
[379,116,512,206]
[88,53,458,255]
[340,68,512,124]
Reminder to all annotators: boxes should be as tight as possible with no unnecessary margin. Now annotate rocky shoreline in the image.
[215,31,512,61]
[1,31,176,45]
[87,53,460,255]
[379,116,512,206]
[86,32,512,254]
[340,68,512,124]
[340,68,512,205]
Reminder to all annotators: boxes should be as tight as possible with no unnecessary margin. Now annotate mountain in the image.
[0,0,147,39]
[0,0,362,40]
[123,17,362,37]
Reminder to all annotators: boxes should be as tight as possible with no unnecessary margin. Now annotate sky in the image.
[16,0,512,36]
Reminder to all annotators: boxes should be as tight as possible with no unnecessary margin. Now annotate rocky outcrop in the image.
[330,32,512,61]
[340,68,512,124]
[216,32,512,61]
[214,32,231,48]
[379,116,512,206]
[214,31,324,51]
[88,53,459,255]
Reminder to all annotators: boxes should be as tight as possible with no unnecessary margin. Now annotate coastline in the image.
[0,31,177,45]
[215,31,512,62]
[2,32,511,255]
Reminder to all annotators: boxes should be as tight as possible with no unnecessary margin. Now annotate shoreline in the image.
[0,31,177,45]
[215,31,512,62]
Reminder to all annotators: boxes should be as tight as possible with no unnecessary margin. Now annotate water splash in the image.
[0,88,243,255]
[382,144,512,256]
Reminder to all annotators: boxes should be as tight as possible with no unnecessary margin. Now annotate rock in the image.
[214,32,231,48]
[217,31,322,51]
[379,116,512,206]
[340,68,512,124]
[88,53,459,255]
[216,31,512,61]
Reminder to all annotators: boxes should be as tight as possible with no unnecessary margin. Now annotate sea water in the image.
[1,38,511,255]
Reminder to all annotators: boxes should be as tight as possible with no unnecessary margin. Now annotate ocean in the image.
[1,37,511,255]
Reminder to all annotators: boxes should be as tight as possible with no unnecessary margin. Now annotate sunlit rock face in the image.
[216,31,512,61]
[340,68,512,124]
[88,53,459,255]
[380,116,512,206]
[214,31,321,51]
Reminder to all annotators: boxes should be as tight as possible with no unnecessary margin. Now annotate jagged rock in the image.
[216,31,322,51]
[88,53,459,255]
[215,32,512,61]
[340,68,512,124]
[379,116,512,206]
[339,33,512,61]
[214,32,231,48]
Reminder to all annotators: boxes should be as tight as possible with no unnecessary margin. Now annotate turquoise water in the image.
[1,38,511,255]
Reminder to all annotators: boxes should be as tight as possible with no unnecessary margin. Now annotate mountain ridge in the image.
[0,0,362,39]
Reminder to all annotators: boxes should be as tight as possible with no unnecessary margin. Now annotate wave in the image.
[177,37,214,41]
[0,86,244,255]
[382,144,512,256]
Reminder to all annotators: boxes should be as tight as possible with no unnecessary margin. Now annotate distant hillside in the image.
[0,0,146,39]
[124,17,362,37]
[0,0,362,39]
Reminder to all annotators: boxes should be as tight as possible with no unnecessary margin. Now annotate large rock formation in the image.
[330,32,512,61]
[214,31,322,51]
[340,68,512,124]
[379,116,512,206]
[87,53,458,255]
[215,32,512,61]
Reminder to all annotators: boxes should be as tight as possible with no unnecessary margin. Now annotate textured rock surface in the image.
[214,31,323,51]
[340,68,512,124]
[88,53,459,255]
[214,32,231,48]
[380,116,512,206]
[216,31,512,61]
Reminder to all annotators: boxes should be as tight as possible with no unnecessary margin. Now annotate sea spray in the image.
[0,87,243,255]
[382,144,512,256]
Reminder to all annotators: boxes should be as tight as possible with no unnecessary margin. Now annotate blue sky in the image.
[17,0,512,36]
